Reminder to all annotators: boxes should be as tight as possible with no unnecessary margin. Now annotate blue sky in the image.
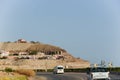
[0,0,120,66]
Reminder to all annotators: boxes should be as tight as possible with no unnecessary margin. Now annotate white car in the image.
[87,67,110,80]
[53,65,64,74]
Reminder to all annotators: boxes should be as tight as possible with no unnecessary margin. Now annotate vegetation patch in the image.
[16,69,35,77]
[110,67,120,72]
[0,75,27,80]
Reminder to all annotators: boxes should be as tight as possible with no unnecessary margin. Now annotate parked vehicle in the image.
[53,65,64,74]
[87,67,110,80]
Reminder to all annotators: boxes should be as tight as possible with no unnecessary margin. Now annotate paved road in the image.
[110,74,120,80]
[36,72,120,80]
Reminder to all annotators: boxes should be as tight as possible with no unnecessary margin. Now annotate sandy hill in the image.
[0,41,90,69]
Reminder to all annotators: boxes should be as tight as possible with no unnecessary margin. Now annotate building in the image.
[0,50,9,58]
[17,39,27,43]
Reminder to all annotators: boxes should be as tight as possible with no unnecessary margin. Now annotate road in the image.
[36,72,120,80]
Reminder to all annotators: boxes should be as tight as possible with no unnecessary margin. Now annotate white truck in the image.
[87,67,110,80]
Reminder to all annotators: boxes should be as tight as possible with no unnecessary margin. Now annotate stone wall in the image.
[0,59,90,70]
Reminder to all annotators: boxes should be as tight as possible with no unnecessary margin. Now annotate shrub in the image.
[0,56,8,59]
[16,69,35,77]
[5,67,13,73]
[29,51,38,55]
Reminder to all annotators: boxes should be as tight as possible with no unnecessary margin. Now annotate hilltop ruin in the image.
[0,39,90,70]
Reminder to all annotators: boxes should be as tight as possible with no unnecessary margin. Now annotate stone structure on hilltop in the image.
[17,39,27,43]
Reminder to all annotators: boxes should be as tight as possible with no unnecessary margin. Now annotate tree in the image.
[108,62,113,67]
[30,41,36,44]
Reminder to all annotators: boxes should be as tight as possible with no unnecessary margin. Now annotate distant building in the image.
[17,39,27,43]
[0,50,9,58]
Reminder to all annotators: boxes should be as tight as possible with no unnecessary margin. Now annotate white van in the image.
[53,65,64,74]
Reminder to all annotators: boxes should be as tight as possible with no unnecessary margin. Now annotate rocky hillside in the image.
[0,42,65,53]
[0,41,90,69]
